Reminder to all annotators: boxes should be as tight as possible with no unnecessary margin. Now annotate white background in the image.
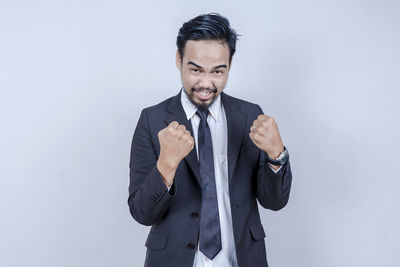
[1,1,399,266]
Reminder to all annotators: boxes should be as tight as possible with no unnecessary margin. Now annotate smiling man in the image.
[128,13,292,267]
[178,40,228,110]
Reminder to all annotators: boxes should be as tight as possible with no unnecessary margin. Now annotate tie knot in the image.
[196,108,209,121]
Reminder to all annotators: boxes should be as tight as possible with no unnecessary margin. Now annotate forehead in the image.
[183,40,230,66]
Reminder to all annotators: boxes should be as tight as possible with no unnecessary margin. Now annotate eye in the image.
[191,69,200,73]
[214,70,223,74]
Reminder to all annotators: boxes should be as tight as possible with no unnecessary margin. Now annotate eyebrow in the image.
[187,61,227,69]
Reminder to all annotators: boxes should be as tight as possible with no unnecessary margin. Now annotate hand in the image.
[157,121,194,186]
[249,115,284,161]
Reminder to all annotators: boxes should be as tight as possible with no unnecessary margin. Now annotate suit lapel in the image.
[164,91,201,186]
[221,92,247,182]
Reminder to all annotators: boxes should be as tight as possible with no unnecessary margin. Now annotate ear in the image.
[175,50,182,70]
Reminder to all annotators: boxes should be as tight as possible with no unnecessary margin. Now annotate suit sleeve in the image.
[127,109,175,226]
[255,105,292,211]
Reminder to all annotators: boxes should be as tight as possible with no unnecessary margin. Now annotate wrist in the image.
[157,158,177,186]
[266,146,284,160]
[158,153,179,170]
[264,146,289,167]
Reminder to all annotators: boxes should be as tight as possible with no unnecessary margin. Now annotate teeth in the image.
[199,90,210,96]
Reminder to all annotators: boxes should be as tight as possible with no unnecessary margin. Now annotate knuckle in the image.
[261,114,269,120]
[166,127,174,135]
[176,125,186,133]
[169,121,178,128]
[159,128,166,136]
[261,120,268,127]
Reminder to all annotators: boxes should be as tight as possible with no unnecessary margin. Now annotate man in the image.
[128,13,292,267]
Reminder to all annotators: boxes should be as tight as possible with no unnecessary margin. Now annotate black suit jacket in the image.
[128,90,292,267]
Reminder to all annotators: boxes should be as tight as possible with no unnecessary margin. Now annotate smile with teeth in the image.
[199,90,211,96]
[194,89,215,101]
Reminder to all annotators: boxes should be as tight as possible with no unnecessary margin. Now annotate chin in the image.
[190,95,215,109]
[184,88,220,109]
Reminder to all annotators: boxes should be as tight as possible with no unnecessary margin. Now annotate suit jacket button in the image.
[187,243,195,249]
[191,212,199,218]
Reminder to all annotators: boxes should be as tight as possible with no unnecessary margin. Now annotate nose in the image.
[197,74,213,89]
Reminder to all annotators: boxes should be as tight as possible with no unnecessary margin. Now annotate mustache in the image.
[191,87,217,93]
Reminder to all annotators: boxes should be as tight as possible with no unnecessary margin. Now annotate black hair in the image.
[176,13,240,64]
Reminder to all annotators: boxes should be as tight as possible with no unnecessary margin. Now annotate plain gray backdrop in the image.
[1,1,399,266]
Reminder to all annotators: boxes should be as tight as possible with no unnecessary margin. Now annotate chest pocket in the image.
[249,223,266,241]
[145,231,168,250]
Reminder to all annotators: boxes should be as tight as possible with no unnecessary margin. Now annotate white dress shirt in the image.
[173,88,280,267]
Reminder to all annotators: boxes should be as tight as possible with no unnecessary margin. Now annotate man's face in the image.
[176,40,231,109]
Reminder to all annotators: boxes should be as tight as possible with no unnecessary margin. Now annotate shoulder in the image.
[221,92,263,114]
[140,92,179,116]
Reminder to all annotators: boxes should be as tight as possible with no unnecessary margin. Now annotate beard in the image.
[183,87,218,110]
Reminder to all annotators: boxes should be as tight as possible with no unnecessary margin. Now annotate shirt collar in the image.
[180,87,221,122]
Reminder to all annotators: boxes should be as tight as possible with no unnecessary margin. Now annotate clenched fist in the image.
[157,121,194,187]
[249,115,284,169]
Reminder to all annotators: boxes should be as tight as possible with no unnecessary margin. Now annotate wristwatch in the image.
[265,146,289,166]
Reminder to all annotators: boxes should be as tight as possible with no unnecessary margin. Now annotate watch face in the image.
[265,148,289,166]
[281,152,289,165]
[281,155,288,165]
[278,148,289,165]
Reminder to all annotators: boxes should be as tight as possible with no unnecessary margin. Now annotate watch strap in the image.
[265,146,289,166]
